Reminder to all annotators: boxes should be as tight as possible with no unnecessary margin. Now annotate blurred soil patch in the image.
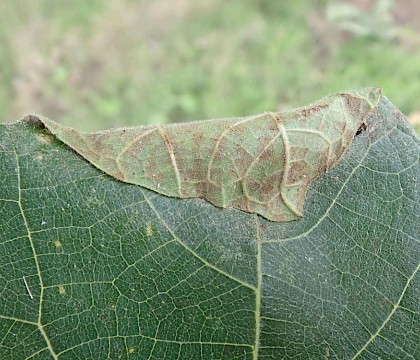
[1,0,420,133]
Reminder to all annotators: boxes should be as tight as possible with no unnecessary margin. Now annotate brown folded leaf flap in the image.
[25,87,381,222]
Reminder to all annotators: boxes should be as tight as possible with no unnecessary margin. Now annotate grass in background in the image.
[0,0,419,133]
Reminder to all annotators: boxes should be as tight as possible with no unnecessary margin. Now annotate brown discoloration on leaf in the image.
[290,146,309,160]
[343,95,365,119]
[31,88,381,222]
[146,223,154,236]
[162,132,173,152]
[300,103,329,117]
[36,134,53,145]
[288,161,309,184]
[269,112,283,125]
[258,143,275,161]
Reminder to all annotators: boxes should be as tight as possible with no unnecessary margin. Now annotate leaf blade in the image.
[1,91,418,359]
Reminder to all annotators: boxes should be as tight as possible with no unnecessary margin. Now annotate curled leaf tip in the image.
[21,115,46,129]
[29,88,381,222]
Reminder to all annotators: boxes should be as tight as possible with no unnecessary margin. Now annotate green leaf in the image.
[34,88,381,222]
[1,92,419,359]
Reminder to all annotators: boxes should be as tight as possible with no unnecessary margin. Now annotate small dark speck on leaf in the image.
[355,123,367,136]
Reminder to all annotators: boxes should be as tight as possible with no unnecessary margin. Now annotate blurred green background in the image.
[1,0,419,132]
